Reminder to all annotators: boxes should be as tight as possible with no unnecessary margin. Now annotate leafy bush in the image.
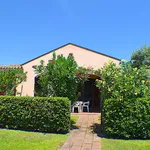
[103,97,150,139]
[0,68,26,95]
[0,96,70,133]
[34,53,87,104]
[96,61,150,100]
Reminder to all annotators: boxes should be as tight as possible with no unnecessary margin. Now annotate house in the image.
[2,43,121,112]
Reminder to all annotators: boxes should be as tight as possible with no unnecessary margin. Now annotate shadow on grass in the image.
[70,119,79,130]
[0,117,79,134]
[91,123,106,138]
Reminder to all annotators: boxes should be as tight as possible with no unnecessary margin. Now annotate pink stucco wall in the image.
[17,44,120,96]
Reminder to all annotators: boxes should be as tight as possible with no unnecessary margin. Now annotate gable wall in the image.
[17,44,120,96]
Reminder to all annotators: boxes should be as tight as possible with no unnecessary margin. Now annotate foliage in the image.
[96,61,119,100]
[0,68,26,95]
[0,96,70,133]
[131,45,150,68]
[0,129,68,150]
[34,53,87,103]
[96,61,150,100]
[103,97,150,139]
[82,66,100,76]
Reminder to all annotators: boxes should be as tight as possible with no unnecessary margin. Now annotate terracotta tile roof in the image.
[0,64,22,69]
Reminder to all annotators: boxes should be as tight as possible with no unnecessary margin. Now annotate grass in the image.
[0,129,68,150]
[70,115,79,130]
[0,116,79,150]
[102,138,150,150]
[70,115,79,123]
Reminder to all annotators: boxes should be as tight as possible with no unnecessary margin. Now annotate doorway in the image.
[79,79,101,112]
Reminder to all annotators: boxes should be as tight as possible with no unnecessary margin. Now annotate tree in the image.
[0,68,26,95]
[34,53,87,103]
[131,45,150,68]
[96,61,150,100]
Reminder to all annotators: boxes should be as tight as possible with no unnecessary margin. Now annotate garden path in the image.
[60,113,101,150]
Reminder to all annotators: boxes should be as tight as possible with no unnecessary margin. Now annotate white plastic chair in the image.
[72,101,83,113]
[82,101,90,112]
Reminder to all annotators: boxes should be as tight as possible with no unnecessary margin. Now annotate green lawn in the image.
[102,138,150,150]
[0,116,79,150]
[0,129,68,150]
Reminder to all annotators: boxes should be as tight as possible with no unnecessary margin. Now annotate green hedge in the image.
[103,97,150,139]
[0,96,70,133]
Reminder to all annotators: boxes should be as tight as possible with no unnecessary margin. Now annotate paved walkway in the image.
[60,113,101,150]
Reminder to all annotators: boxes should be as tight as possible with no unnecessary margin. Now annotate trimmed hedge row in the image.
[103,97,150,139]
[0,96,70,133]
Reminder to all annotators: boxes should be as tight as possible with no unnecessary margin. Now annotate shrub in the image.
[0,68,26,96]
[0,96,70,133]
[103,97,150,139]
[34,53,87,104]
[96,61,150,100]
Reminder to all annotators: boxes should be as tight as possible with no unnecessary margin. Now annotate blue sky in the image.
[0,0,150,65]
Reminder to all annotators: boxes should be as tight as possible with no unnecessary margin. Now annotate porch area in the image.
[72,74,102,113]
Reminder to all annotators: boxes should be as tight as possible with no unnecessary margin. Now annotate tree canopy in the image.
[131,45,150,68]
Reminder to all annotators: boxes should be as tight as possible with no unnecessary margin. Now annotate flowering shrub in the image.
[35,53,87,103]
[96,61,150,100]
[0,68,26,95]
